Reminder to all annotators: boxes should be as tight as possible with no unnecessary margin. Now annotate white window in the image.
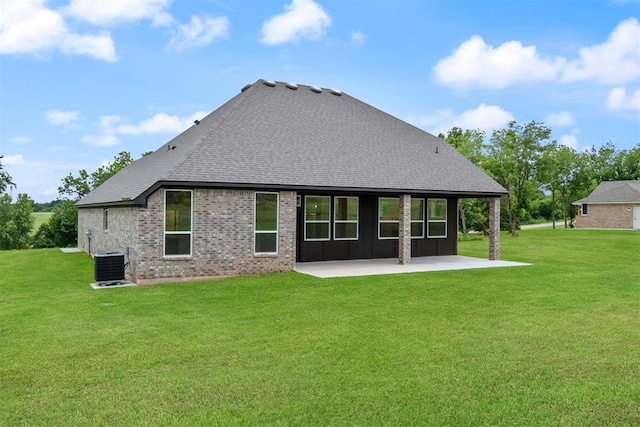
[581,204,588,216]
[379,197,400,239]
[164,190,192,256]
[103,208,108,232]
[427,199,447,238]
[255,192,279,254]
[334,196,358,240]
[411,198,425,238]
[305,196,331,241]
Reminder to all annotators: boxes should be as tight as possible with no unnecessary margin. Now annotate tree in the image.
[611,143,640,180]
[484,121,552,236]
[58,151,133,201]
[0,193,34,250]
[91,151,133,189]
[31,200,78,248]
[440,127,487,236]
[58,169,91,201]
[539,143,587,228]
[53,151,134,247]
[0,155,16,195]
[584,142,640,182]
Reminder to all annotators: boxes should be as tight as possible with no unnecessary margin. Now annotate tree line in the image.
[1,124,638,250]
[440,121,639,236]
[0,152,134,250]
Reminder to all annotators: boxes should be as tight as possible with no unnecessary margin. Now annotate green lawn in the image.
[1,229,638,426]
[31,212,53,233]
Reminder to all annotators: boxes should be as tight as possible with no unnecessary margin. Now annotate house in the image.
[76,79,507,284]
[573,180,640,230]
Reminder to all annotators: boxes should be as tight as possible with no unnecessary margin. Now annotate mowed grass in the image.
[1,229,638,426]
[31,212,53,234]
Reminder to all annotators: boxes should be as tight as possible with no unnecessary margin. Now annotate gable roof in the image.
[77,79,507,207]
[573,180,640,205]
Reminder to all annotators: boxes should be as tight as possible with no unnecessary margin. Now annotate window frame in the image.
[304,195,331,241]
[378,197,400,240]
[427,198,448,239]
[581,203,588,216]
[411,198,425,239]
[163,189,193,258]
[103,208,108,232]
[254,191,279,255]
[333,196,359,241]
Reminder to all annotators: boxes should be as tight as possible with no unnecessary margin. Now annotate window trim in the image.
[378,197,400,240]
[427,198,448,239]
[410,198,425,239]
[254,191,279,255]
[581,203,588,216]
[334,196,359,241]
[164,189,193,258]
[103,208,108,232]
[304,195,331,241]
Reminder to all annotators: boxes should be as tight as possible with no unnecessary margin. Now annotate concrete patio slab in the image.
[90,281,137,289]
[60,247,82,253]
[295,255,531,278]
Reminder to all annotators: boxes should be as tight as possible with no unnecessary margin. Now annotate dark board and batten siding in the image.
[296,194,458,262]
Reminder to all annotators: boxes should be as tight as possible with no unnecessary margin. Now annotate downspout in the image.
[86,229,92,255]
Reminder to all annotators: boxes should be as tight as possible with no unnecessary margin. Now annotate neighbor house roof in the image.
[77,79,507,207]
[573,180,640,205]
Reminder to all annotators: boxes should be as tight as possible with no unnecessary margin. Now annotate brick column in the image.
[399,194,411,265]
[489,196,500,260]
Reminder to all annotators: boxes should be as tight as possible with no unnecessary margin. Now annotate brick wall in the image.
[79,188,297,284]
[77,206,142,279]
[575,203,636,229]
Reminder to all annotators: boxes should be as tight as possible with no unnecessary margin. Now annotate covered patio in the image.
[295,255,530,278]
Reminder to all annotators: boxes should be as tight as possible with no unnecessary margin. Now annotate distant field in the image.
[32,212,53,233]
[1,229,638,425]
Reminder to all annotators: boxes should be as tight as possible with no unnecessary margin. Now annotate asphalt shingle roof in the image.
[77,79,507,207]
[573,180,640,204]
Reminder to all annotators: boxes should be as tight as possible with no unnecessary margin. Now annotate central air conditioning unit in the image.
[94,251,125,284]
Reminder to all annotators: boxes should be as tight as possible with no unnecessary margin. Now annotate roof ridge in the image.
[163,85,256,180]
[623,181,640,195]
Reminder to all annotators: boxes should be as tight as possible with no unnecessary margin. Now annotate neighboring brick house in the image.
[573,180,640,230]
[76,79,507,284]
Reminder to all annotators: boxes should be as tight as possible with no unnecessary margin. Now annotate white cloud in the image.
[59,30,117,60]
[545,111,575,127]
[82,111,207,146]
[433,18,640,90]
[166,16,229,51]
[82,134,121,147]
[562,18,640,85]
[42,187,59,197]
[606,87,640,111]
[432,35,562,89]
[11,136,33,144]
[260,0,331,45]
[3,155,24,165]
[0,0,116,61]
[409,104,515,136]
[64,0,173,27]
[115,112,208,135]
[45,110,80,128]
[349,31,365,46]
[559,135,578,150]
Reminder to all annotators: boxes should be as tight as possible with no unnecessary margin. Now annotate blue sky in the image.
[1,0,639,202]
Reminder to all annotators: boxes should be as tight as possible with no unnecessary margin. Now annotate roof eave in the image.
[572,200,640,205]
[136,180,507,200]
[76,199,141,209]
